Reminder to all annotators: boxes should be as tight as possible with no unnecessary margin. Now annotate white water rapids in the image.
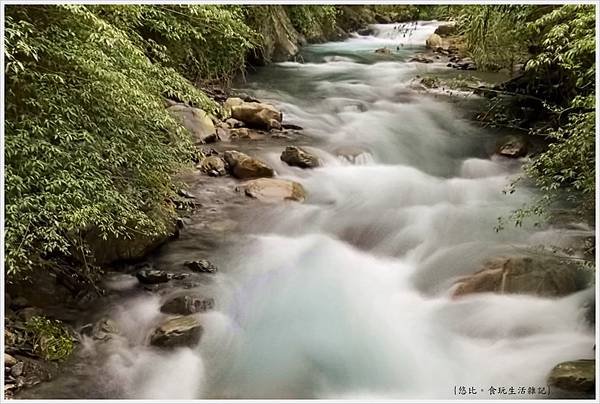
[24,22,595,400]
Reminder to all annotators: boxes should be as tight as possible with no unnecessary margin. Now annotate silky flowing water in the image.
[22,22,595,400]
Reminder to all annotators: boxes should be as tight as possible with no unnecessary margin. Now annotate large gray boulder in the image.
[150,315,203,348]
[166,103,217,144]
[223,150,274,179]
[548,360,595,396]
[224,98,282,130]
[453,256,589,297]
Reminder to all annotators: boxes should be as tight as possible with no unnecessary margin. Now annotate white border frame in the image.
[0,1,598,402]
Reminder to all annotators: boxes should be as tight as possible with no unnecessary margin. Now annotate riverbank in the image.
[7,19,595,399]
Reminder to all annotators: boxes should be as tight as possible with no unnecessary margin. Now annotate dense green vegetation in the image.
[3,4,596,286]
[456,5,595,223]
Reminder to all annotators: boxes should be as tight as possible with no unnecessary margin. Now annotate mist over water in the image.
[24,22,594,400]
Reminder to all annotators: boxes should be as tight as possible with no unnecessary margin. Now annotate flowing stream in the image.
[22,22,595,400]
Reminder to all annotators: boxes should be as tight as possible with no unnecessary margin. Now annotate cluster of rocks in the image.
[195,141,319,203]
[166,96,290,148]
[129,260,219,348]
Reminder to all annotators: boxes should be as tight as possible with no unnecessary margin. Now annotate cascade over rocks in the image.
[136,269,170,285]
[223,150,274,179]
[280,146,320,168]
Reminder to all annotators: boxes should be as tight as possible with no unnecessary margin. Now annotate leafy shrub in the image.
[4,5,214,277]
[287,5,338,41]
[25,316,74,361]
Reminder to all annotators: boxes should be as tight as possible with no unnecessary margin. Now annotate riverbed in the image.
[21,21,595,400]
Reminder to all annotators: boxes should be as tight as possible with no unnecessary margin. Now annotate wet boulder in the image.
[224,97,282,130]
[160,296,215,315]
[150,315,203,348]
[136,269,170,285]
[239,178,306,203]
[453,256,589,297]
[223,150,274,179]
[280,146,320,169]
[548,359,595,396]
[166,103,217,144]
[80,318,120,341]
[184,259,217,274]
[495,135,529,158]
[197,156,227,177]
[425,33,443,49]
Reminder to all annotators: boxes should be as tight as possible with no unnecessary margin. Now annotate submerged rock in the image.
[184,259,217,274]
[239,178,306,203]
[136,269,170,285]
[280,146,320,168]
[166,103,217,144]
[357,27,374,36]
[224,97,282,130]
[425,33,443,49]
[548,359,595,395]
[81,318,120,341]
[160,296,214,315]
[420,77,440,88]
[410,55,434,64]
[223,150,274,179]
[496,135,528,158]
[453,256,589,297]
[197,156,227,177]
[374,47,392,55]
[150,315,203,348]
